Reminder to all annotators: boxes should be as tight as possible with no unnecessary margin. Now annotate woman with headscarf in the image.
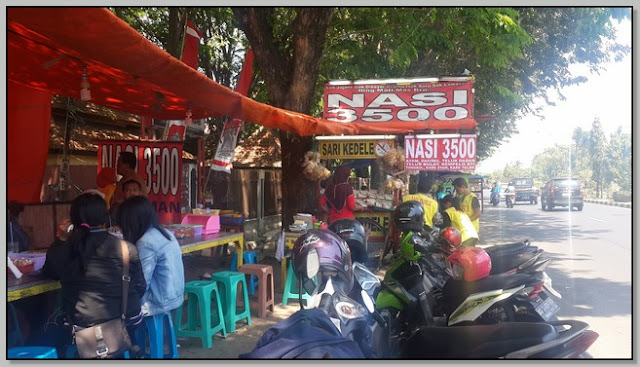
[96,167,117,209]
[319,166,357,224]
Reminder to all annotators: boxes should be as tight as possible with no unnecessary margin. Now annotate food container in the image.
[9,253,46,272]
[181,214,220,234]
[8,258,34,275]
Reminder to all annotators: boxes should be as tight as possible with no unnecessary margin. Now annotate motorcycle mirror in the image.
[361,289,375,314]
[306,248,320,279]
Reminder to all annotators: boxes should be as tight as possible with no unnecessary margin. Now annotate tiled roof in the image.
[48,112,196,160]
[232,127,282,168]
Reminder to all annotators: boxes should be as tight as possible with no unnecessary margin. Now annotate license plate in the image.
[562,193,570,197]
[531,293,559,321]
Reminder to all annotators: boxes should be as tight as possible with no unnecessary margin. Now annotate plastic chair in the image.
[210,271,252,333]
[133,312,179,359]
[281,260,313,306]
[238,264,275,318]
[8,346,58,359]
[175,280,227,349]
[230,251,259,295]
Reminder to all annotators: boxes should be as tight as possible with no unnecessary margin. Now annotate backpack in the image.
[240,308,365,359]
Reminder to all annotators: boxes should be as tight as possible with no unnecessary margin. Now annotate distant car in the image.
[508,177,539,205]
[540,178,584,211]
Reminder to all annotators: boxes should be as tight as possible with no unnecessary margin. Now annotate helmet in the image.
[328,219,368,264]
[292,229,354,295]
[439,227,462,252]
[446,247,492,282]
[394,201,425,232]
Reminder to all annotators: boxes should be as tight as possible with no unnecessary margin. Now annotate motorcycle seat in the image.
[484,240,531,256]
[489,251,540,275]
[442,272,545,313]
[403,322,558,358]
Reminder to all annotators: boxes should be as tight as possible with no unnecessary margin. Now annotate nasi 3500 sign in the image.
[323,78,474,123]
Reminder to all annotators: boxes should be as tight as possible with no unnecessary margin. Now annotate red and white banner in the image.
[404,135,477,172]
[211,49,255,173]
[181,20,203,70]
[97,140,183,224]
[323,77,474,126]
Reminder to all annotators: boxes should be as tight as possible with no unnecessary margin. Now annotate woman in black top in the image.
[43,192,146,357]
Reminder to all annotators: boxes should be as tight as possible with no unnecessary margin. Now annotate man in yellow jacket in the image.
[403,176,439,229]
[440,195,479,247]
[453,177,481,233]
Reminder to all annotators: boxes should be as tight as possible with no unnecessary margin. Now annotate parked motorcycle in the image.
[378,203,561,328]
[351,240,598,359]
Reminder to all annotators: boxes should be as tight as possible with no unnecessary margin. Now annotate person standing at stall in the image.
[42,192,146,357]
[402,176,439,229]
[111,152,148,209]
[96,167,117,209]
[116,196,185,317]
[7,201,31,253]
[439,194,479,247]
[319,166,357,224]
[453,177,481,233]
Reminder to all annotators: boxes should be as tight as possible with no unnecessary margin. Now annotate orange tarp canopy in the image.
[7,7,476,136]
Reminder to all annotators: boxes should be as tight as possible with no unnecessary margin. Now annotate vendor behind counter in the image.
[319,166,358,223]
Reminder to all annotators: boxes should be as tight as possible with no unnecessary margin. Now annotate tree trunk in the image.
[234,8,335,228]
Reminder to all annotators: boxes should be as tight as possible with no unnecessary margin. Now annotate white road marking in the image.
[588,217,607,223]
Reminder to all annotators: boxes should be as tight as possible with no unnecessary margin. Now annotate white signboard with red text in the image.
[323,77,474,126]
[404,135,477,172]
[97,140,183,224]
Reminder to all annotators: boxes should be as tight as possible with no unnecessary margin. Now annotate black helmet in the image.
[394,200,425,232]
[292,229,354,295]
[328,219,368,264]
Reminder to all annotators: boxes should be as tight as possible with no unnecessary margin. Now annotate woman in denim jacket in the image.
[117,196,185,316]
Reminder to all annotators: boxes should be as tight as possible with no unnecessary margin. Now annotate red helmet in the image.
[446,247,492,282]
[439,227,462,252]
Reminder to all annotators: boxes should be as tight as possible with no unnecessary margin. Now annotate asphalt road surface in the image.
[478,197,632,359]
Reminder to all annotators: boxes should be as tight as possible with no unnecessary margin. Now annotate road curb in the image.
[584,198,632,209]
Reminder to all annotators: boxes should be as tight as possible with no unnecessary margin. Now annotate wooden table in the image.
[8,231,245,302]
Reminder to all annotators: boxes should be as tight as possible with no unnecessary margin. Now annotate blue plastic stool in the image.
[281,260,313,306]
[8,346,58,359]
[133,312,179,359]
[210,271,252,333]
[230,251,259,295]
[175,280,227,349]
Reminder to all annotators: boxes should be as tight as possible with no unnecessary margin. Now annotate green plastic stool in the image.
[210,271,252,333]
[282,260,313,306]
[175,280,227,349]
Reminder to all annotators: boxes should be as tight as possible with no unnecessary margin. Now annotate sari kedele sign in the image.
[97,140,183,223]
[404,135,477,172]
[319,139,395,159]
[323,77,474,124]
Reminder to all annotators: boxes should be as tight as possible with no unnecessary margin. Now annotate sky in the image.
[476,18,632,174]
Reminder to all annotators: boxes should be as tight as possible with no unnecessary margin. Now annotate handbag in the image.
[73,240,132,359]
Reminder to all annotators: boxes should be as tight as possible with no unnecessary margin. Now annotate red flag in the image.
[181,20,202,69]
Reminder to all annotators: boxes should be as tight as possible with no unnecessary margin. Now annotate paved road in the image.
[478,199,632,359]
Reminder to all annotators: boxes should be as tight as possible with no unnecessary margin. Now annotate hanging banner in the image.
[323,77,474,126]
[318,139,395,160]
[404,135,477,172]
[97,140,183,224]
[211,49,255,173]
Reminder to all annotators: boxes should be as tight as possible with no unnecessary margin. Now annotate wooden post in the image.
[197,137,205,206]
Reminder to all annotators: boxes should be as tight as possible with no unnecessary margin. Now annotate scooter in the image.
[490,192,500,206]
[505,192,516,208]
[352,250,598,359]
[375,231,561,328]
